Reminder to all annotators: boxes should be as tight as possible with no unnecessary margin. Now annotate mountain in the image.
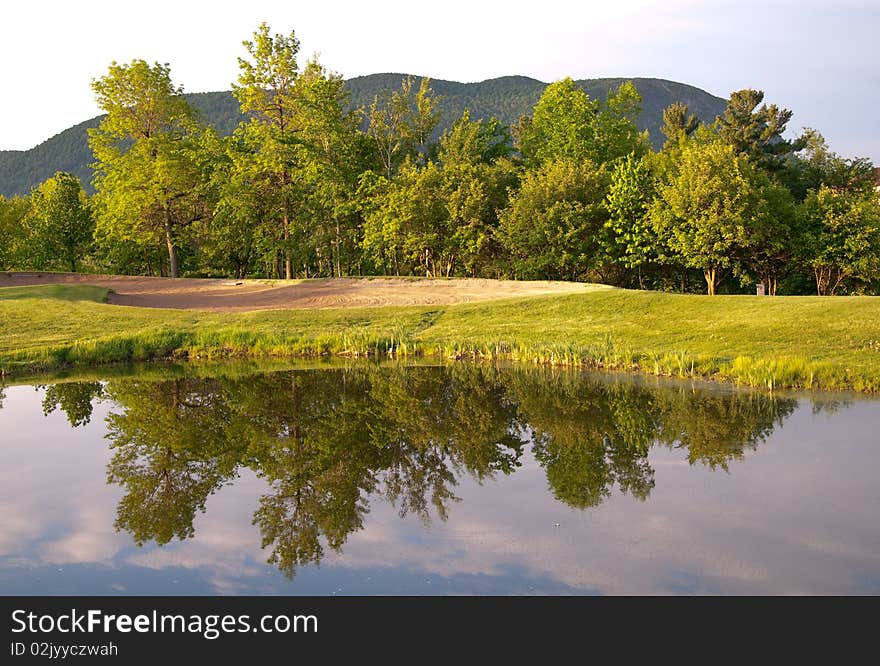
[0,74,727,197]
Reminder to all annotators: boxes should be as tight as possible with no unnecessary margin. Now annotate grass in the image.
[2,282,880,392]
[0,284,109,302]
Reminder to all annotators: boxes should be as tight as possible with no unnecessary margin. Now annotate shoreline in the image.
[2,281,880,393]
[1,331,874,394]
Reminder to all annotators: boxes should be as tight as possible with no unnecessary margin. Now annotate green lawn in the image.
[2,283,880,391]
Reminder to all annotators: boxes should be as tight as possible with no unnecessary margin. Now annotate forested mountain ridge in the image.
[0,74,726,196]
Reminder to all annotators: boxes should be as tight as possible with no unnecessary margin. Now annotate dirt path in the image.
[0,272,608,312]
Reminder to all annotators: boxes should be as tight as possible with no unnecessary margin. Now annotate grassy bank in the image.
[2,283,880,391]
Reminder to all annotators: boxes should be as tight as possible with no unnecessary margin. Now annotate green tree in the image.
[740,171,798,295]
[0,195,30,270]
[366,76,441,178]
[498,158,609,280]
[293,59,367,277]
[516,78,599,165]
[660,101,699,148]
[649,131,756,295]
[364,161,451,276]
[517,79,648,167]
[438,111,513,166]
[195,131,268,278]
[357,170,399,274]
[89,60,207,278]
[782,129,876,202]
[361,109,516,279]
[716,89,806,171]
[594,81,650,164]
[801,185,880,295]
[26,172,93,272]
[604,153,657,288]
[410,77,443,154]
[437,111,517,276]
[232,23,304,279]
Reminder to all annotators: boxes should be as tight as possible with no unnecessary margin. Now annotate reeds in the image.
[3,326,877,393]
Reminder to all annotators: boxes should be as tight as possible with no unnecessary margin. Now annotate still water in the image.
[1,363,878,595]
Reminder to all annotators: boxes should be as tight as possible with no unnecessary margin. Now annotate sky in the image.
[1,0,877,162]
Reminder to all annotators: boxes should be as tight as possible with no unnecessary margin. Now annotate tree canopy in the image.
[2,22,876,297]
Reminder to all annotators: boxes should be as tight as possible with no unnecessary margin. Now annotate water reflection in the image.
[41,382,104,427]
[17,365,801,580]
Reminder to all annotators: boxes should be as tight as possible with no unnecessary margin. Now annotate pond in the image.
[1,362,878,595]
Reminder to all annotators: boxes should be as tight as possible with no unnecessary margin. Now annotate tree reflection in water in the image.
[38,365,797,578]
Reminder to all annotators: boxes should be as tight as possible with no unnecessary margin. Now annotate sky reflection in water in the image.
[1,364,878,595]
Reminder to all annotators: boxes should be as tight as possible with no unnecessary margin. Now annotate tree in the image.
[293,59,367,277]
[498,158,609,281]
[438,111,513,166]
[660,102,699,148]
[366,76,441,177]
[361,110,516,278]
[89,60,207,278]
[594,81,650,164]
[362,160,451,276]
[739,170,797,295]
[604,153,657,288]
[516,79,648,167]
[196,131,267,278]
[716,89,806,171]
[516,78,599,166]
[26,172,93,272]
[410,77,443,154]
[782,129,876,201]
[801,186,880,295]
[0,195,29,270]
[649,131,755,295]
[232,23,304,279]
[437,111,517,276]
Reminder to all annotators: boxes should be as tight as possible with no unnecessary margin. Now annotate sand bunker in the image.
[1,272,607,312]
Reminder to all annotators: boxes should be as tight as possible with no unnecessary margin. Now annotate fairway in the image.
[2,277,880,392]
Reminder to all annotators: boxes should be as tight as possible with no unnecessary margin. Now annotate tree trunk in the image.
[335,217,343,277]
[814,266,829,296]
[282,205,292,280]
[704,268,716,296]
[164,208,179,279]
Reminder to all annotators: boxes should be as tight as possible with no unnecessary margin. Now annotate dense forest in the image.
[1,23,878,295]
